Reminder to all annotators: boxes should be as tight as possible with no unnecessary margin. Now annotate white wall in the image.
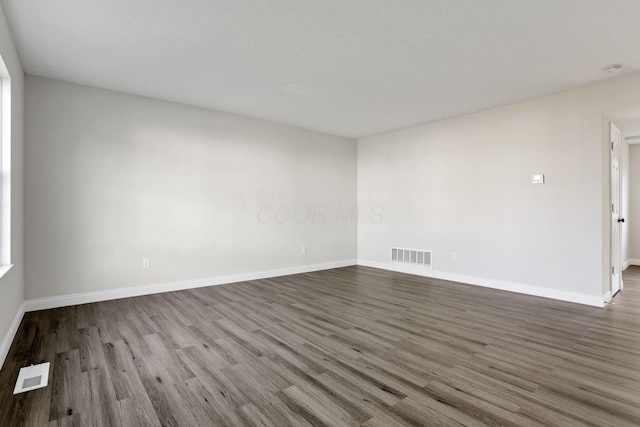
[358,74,640,306]
[0,2,25,366]
[25,76,356,300]
[630,144,640,262]
[20,57,640,309]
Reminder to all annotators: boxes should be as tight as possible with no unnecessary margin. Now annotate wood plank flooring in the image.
[1,265,640,426]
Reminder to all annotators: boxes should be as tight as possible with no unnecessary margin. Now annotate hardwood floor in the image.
[1,266,640,426]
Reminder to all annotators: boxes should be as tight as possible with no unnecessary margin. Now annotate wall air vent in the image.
[391,247,432,269]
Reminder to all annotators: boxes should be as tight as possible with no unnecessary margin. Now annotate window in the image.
[0,55,11,275]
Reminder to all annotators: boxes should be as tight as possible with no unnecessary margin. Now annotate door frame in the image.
[610,122,623,297]
[603,110,640,305]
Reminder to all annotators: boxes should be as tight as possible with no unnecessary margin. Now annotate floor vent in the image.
[391,247,432,269]
[14,362,50,394]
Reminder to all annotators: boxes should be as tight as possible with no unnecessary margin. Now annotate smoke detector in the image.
[602,64,623,73]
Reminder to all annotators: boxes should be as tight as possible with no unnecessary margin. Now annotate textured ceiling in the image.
[3,0,640,138]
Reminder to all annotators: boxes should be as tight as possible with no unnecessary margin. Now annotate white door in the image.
[611,123,623,295]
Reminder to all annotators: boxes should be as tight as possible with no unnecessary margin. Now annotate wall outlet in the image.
[452,251,457,261]
[301,246,307,255]
[143,258,151,269]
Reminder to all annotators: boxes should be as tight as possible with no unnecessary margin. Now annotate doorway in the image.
[608,113,640,301]
[610,122,623,296]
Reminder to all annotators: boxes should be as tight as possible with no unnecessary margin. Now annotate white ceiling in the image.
[3,0,640,138]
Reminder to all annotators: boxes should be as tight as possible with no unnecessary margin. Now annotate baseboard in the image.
[357,259,604,308]
[24,259,357,312]
[603,290,612,304]
[0,302,25,370]
[625,259,640,269]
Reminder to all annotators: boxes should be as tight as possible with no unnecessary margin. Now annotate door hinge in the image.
[612,141,614,150]
[612,266,615,275]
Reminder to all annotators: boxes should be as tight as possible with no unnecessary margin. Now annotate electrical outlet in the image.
[301,246,307,255]
[452,251,457,261]
[143,258,151,269]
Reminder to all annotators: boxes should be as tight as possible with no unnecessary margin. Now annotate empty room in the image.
[1,1,640,426]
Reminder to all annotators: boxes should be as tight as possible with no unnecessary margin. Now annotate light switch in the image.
[532,174,544,184]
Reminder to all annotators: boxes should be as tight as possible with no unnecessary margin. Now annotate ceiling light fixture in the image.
[602,64,623,73]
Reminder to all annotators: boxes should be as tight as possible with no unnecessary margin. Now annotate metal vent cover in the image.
[391,247,432,268]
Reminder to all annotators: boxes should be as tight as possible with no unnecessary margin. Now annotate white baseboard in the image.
[625,259,640,269]
[603,290,612,304]
[0,302,25,370]
[357,259,604,308]
[24,259,357,312]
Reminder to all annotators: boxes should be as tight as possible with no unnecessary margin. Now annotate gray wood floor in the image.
[1,265,639,426]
